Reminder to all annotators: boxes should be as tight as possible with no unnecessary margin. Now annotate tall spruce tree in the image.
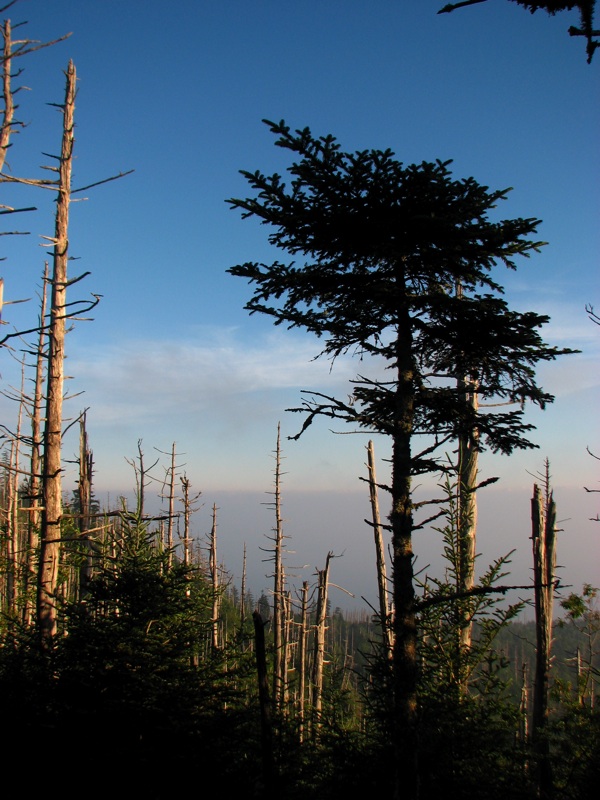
[228,119,575,798]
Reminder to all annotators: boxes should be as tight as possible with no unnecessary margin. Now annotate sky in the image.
[0,0,598,613]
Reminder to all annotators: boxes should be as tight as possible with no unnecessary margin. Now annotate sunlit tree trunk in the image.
[0,18,15,173]
[180,474,191,568]
[456,377,479,688]
[38,61,76,642]
[165,442,177,567]
[5,364,24,616]
[298,580,309,743]
[24,264,49,625]
[531,473,557,799]
[312,551,332,735]
[271,423,286,711]
[366,439,393,657]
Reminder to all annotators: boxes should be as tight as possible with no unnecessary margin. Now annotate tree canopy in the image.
[228,119,574,470]
[438,1,599,63]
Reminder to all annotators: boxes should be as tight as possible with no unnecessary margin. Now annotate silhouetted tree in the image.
[438,0,599,63]
[228,119,575,799]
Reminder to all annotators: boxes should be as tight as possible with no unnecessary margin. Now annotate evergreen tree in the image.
[228,119,575,797]
[0,514,260,796]
[438,1,598,63]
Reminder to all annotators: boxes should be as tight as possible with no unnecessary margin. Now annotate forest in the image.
[0,3,598,799]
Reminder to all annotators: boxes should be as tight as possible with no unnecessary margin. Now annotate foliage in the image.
[438,1,598,63]
[547,702,600,799]
[418,474,524,695]
[419,690,532,800]
[0,515,262,796]
[228,120,575,470]
[556,583,599,704]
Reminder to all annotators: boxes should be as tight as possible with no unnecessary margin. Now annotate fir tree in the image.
[228,119,576,798]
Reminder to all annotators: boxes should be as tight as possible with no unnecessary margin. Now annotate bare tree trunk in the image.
[312,551,332,735]
[38,61,76,642]
[519,662,529,744]
[271,423,285,711]
[180,474,191,568]
[3,358,26,615]
[77,411,93,599]
[24,263,49,625]
[1,17,70,174]
[456,378,479,689]
[282,588,292,713]
[0,18,16,173]
[366,439,393,656]
[165,442,176,567]
[531,474,557,799]
[298,580,309,743]
[240,542,247,626]
[126,440,158,520]
[209,502,220,650]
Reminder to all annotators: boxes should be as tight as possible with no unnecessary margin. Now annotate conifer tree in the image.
[228,119,575,798]
[438,0,599,63]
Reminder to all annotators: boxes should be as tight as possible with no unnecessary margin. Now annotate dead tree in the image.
[365,439,393,656]
[36,59,123,639]
[37,61,76,642]
[158,442,183,567]
[22,263,48,624]
[166,443,176,556]
[0,15,16,173]
[1,13,70,175]
[264,423,288,710]
[298,580,310,743]
[209,502,220,650]
[125,440,159,522]
[240,542,247,626]
[311,551,333,734]
[180,475,191,567]
[531,469,557,798]
[77,410,94,599]
[456,377,480,675]
[2,354,25,614]
[281,588,292,713]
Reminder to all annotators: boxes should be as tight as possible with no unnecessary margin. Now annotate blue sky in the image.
[1,0,598,609]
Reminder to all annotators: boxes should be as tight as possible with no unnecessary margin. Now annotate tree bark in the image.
[298,580,309,743]
[312,551,332,735]
[367,439,393,657]
[180,474,191,568]
[390,312,419,800]
[0,19,15,173]
[209,502,220,650]
[457,378,479,687]
[271,423,285,711]
[38,61,76,642]
[531,479,557,799]
[77,411,94,600]
[24,264,49,625]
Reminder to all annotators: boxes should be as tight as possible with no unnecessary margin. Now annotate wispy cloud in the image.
[67,327,360,426]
